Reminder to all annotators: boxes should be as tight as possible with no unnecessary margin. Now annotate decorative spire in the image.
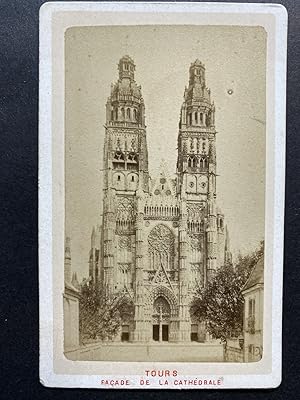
[106,55,145,127]
[64,236,71,284]
[91,226,96,248]
[71,272,80,291]
[225,225,230,251]
[65,236,71,259]
[188,59,206,88]
[178,59,213,129]
[224,225,233,265]
[118,55,135,81]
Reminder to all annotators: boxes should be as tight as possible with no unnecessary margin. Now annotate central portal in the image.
[152,296,170,342]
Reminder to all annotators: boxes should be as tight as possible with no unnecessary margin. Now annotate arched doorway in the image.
[152,296,171,342]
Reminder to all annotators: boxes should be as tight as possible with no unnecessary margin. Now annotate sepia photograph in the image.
[39,2,287,389]
[64,25,265,363]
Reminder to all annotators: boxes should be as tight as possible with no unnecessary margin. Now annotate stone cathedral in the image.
[89,56,231,343]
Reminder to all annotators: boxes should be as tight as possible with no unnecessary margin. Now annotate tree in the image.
[79,283,134,343]
[191,241,264,344]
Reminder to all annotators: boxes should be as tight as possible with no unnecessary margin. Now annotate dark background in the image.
[0,0,299,398]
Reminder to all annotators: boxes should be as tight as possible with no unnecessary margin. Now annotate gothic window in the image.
[220,218,223,229]
[133,109,137,120]
[189,113,192,125]
[148,224,175,271]
[115,108,118,120]
[195,112,198,124]
[127,173,138,190]
[128,152,137,163]
[111,110,114,121]
[127,152,138,171]
[127,108,131,120]
[113,172,125,189]
[113,151,125,170]
[114,151,125,161]
[200,113,203,124]
[206,111,211,126]
[121,107,125,119]
[188,155,196,168]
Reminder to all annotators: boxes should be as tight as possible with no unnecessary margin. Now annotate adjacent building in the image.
[89,56,231,342]
[63,237,81,350]
[242,257,264,361]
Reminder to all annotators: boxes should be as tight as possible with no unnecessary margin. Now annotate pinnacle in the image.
[191,59,204,67]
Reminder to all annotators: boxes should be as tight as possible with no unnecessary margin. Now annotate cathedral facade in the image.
[89,56,231,343]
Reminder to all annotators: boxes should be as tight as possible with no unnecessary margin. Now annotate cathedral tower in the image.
[104,55,149,193]
[177,60,220,282]
[102,56,149,301]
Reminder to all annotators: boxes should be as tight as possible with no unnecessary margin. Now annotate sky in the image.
[65,25,266,280]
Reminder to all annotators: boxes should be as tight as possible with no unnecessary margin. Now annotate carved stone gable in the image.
[154,269,168,285]
[148,224,175,272]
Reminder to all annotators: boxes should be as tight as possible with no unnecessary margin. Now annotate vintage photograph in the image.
[63,25,266,363]
[39,1,287,389]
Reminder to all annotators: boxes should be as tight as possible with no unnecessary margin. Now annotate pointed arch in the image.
[145,285,179,319]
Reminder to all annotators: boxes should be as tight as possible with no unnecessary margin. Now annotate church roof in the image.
[242,257,264,292]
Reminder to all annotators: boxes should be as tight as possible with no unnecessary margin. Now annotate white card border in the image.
[39,1,287,389]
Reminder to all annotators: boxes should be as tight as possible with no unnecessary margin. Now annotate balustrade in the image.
[144,204,179,220]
